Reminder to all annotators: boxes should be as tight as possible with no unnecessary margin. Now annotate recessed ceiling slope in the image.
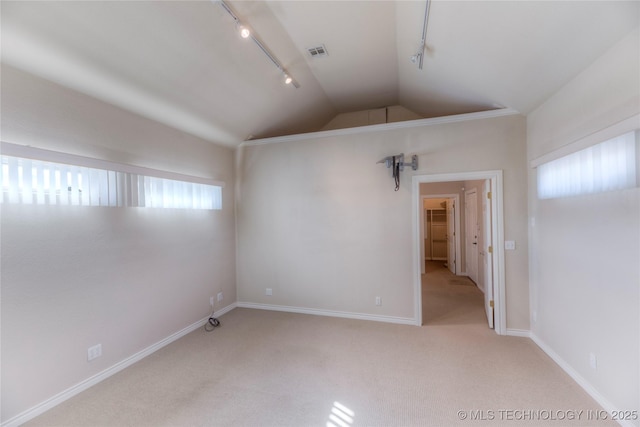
[1,1,638,146]
[1,0,335,145]
[395,0,639,117]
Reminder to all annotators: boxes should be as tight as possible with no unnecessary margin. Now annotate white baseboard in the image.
[210,302,238,318]
[530,333,636,427]
[14,306,630,427]
[1,303,238,427]
[236,302,416,325]
[506,328,531,337]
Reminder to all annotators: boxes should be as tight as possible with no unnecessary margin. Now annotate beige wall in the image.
[1,66,237,422]
[237,113,528,327]
[423,198,447,209]
[527,28,639,419]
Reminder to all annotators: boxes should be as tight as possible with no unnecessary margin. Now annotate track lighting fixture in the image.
[411,0,431,70]
[238,24,250,39]
[218,0,299,88]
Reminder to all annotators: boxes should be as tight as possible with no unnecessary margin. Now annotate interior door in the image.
[465,190,478,284]
[446,199,456,274]
[424,208,429,264]
[482,180,494,329]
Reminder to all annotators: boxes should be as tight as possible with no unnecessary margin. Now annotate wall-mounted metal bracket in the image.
[376,153,418,171]
[377,153,419,191]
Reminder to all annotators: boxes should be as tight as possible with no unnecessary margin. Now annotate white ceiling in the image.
[2,1,638,146]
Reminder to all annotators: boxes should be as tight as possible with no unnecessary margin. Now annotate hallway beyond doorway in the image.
[422,261,486,326]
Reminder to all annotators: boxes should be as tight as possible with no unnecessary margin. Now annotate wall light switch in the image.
[505,240,516,250]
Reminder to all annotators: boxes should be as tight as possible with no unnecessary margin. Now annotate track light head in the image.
[219,0,300,89]
[238,24,250,39]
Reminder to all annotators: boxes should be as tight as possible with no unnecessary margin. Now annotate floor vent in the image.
[307,45,328,58]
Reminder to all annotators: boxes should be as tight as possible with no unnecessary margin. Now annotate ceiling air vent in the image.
[307,45,328,58]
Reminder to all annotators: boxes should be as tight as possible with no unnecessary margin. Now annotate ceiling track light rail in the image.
[411,0,431,70]
[217,0,299,88]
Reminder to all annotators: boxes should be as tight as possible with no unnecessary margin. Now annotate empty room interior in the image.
[1,1,639,426]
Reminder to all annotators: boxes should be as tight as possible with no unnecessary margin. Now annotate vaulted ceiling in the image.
[2,1,638,146]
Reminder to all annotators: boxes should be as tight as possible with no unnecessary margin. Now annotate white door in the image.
[424,208,429,263]
[446,199,456,274]
[482,180,494,329]
[465,190,478,284]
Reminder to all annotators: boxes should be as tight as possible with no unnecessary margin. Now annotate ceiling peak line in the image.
[216,0,300,88]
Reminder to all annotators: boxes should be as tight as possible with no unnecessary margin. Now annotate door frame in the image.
[464,188,479,284]
[482,179,495,329]
[412,170,506,334]
[420,194,461,275]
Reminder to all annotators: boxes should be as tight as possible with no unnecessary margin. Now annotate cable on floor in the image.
[205,307,221,332]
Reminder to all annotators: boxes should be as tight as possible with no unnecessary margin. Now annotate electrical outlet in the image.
[266,288,272,296]
[505,240,516,250]
[210,296,214,307]
[532,310,537,323]
[217,292,223,302]
[87,344,102,361]
[375,296,382,306]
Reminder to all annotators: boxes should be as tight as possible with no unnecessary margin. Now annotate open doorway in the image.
[412,171,505,334]
[420,194,460,276]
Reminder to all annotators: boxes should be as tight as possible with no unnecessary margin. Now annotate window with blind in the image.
[1,149,222,210]
[537,131,638,200]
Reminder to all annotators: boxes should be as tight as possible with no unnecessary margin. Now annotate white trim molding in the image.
[529,113,640,168]
[243,108,520,147]
[506,329,531,338]
[530,333,636,427]
[236,302,416,325]
[1,141,225,188]
[1,303,238,427]
[412,171,506,333]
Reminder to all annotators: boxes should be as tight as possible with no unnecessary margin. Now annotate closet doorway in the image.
[421,195,460,275]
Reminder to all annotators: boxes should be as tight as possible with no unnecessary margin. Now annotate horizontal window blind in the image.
[1,146,222,210]
[537,131,638,199]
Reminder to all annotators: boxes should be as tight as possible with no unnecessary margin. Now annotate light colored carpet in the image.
[26,264,613,426]
[423,261,486,326]
[448,277,476,286]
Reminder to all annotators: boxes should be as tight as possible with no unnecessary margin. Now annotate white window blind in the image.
[1,147,222,210]
[537,131,638,199]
